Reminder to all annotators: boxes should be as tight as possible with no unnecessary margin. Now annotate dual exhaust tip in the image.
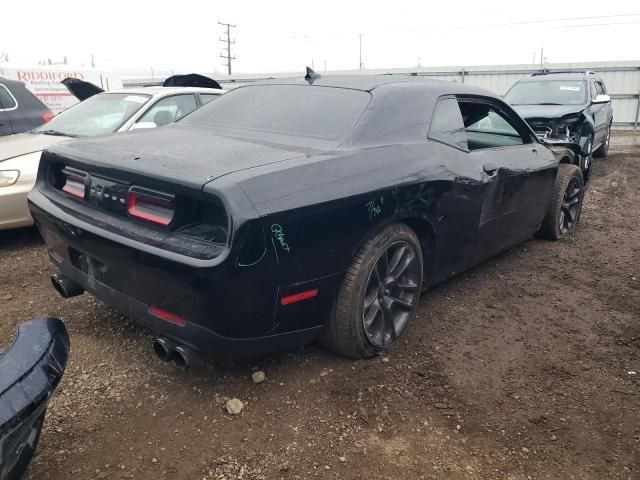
[51,274,199,370]
[153,337,199,370]
[51,274,84,299]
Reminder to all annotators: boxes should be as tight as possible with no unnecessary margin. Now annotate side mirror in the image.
[129,121,157,130]
[593,94,610,104]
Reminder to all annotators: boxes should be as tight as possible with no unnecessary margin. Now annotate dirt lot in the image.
[1,134,638,480]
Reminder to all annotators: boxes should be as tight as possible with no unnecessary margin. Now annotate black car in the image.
[0,317,69,480]
[29,73,586,364]
[0,78,53,137]
[504,71,613,160]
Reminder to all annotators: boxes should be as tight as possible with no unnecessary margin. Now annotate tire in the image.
[583,134,593,157]
[536,164,584,240]
[320,223,423,359]
[593,124,611,158]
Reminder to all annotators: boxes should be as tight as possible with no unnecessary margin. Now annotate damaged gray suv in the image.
[505,71,613,159]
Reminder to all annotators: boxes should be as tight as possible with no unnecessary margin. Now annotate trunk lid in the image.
[45,124,310,190]
[61,78,104,101]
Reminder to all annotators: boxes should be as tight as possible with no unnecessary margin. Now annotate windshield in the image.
[504,80,587,106]
[33,93,151,137]
[182,85,370,141]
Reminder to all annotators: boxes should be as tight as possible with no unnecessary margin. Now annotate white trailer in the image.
[0,65,122,114]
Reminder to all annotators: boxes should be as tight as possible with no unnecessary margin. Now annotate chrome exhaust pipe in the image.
[50,274,84,299]
[173,345,200,370]
[153,337,177,362]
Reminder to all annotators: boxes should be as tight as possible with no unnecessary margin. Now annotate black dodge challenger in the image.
[28,74,585,364]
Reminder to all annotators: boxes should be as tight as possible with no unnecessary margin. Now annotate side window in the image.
[137,94,197,127]
[459,101,527,151]
[0,85,17,110]
[200,93,220,105]
[591,81,599,101]
[428,97,468,150]
[595,81,605,96]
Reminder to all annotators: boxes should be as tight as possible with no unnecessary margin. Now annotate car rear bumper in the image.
[50,253,322,354]
[0,181,34,230]
[0,317,69,480]
[28,190,329,355]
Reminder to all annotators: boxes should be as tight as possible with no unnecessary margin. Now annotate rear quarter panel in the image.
[210,141,483,332]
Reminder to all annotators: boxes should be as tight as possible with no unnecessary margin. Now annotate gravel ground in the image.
[1,134,638,479]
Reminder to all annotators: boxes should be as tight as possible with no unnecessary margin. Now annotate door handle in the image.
[483,162,498,175]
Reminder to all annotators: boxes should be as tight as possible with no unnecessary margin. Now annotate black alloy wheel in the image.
[320,223,424,359]
[536,164,584,240]
[362,241,421,348]
[594,125,611,158]
[559,177,582,234]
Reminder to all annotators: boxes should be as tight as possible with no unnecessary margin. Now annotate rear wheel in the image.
[537,164,584,240]
[321,223,423,359]
[593,124,611,158]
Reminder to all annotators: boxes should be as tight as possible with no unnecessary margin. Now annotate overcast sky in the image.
[2,0,639,75]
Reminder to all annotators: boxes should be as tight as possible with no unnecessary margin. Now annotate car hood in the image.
[0,133,70,163]
[61,78,104,101]
[44,124,313,190]
[511,104,586,120]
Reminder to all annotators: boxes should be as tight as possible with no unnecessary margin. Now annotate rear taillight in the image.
[42,111,54,122]
[127,189,175,226]
[61,168,86,199]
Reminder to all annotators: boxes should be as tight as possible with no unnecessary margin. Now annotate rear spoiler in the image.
[163,73,222,90]
[0,318,69,480]
[61,78,104,101]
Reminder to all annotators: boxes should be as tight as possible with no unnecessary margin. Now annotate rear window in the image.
[183,85,370,141]
[0,84,17,110]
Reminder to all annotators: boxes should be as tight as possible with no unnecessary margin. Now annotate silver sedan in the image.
[0,86,223,230]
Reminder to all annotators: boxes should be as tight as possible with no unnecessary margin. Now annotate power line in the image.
[421,12,640,32]
[218,20,236,75]
[286,13,640,39]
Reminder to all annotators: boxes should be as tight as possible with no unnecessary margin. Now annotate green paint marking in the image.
[366,197,383,219]
[270,224,291,252]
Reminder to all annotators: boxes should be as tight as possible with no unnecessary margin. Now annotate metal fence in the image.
[124,60,640,129]
[392,63,640,130]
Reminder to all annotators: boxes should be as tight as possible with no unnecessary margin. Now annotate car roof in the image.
[0,77,27,88]
[250,74,495,96]
[99,86,226,98]
[519,72,599,82]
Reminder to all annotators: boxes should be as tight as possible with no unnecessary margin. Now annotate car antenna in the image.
[305,66,320,84]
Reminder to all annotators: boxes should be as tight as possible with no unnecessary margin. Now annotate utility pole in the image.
[358,33,363,70]
[219,20,236,75]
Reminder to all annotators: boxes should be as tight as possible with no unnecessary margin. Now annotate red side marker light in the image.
[149,306,186,326]
[42,111,55,123]
[280,289,319,306]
